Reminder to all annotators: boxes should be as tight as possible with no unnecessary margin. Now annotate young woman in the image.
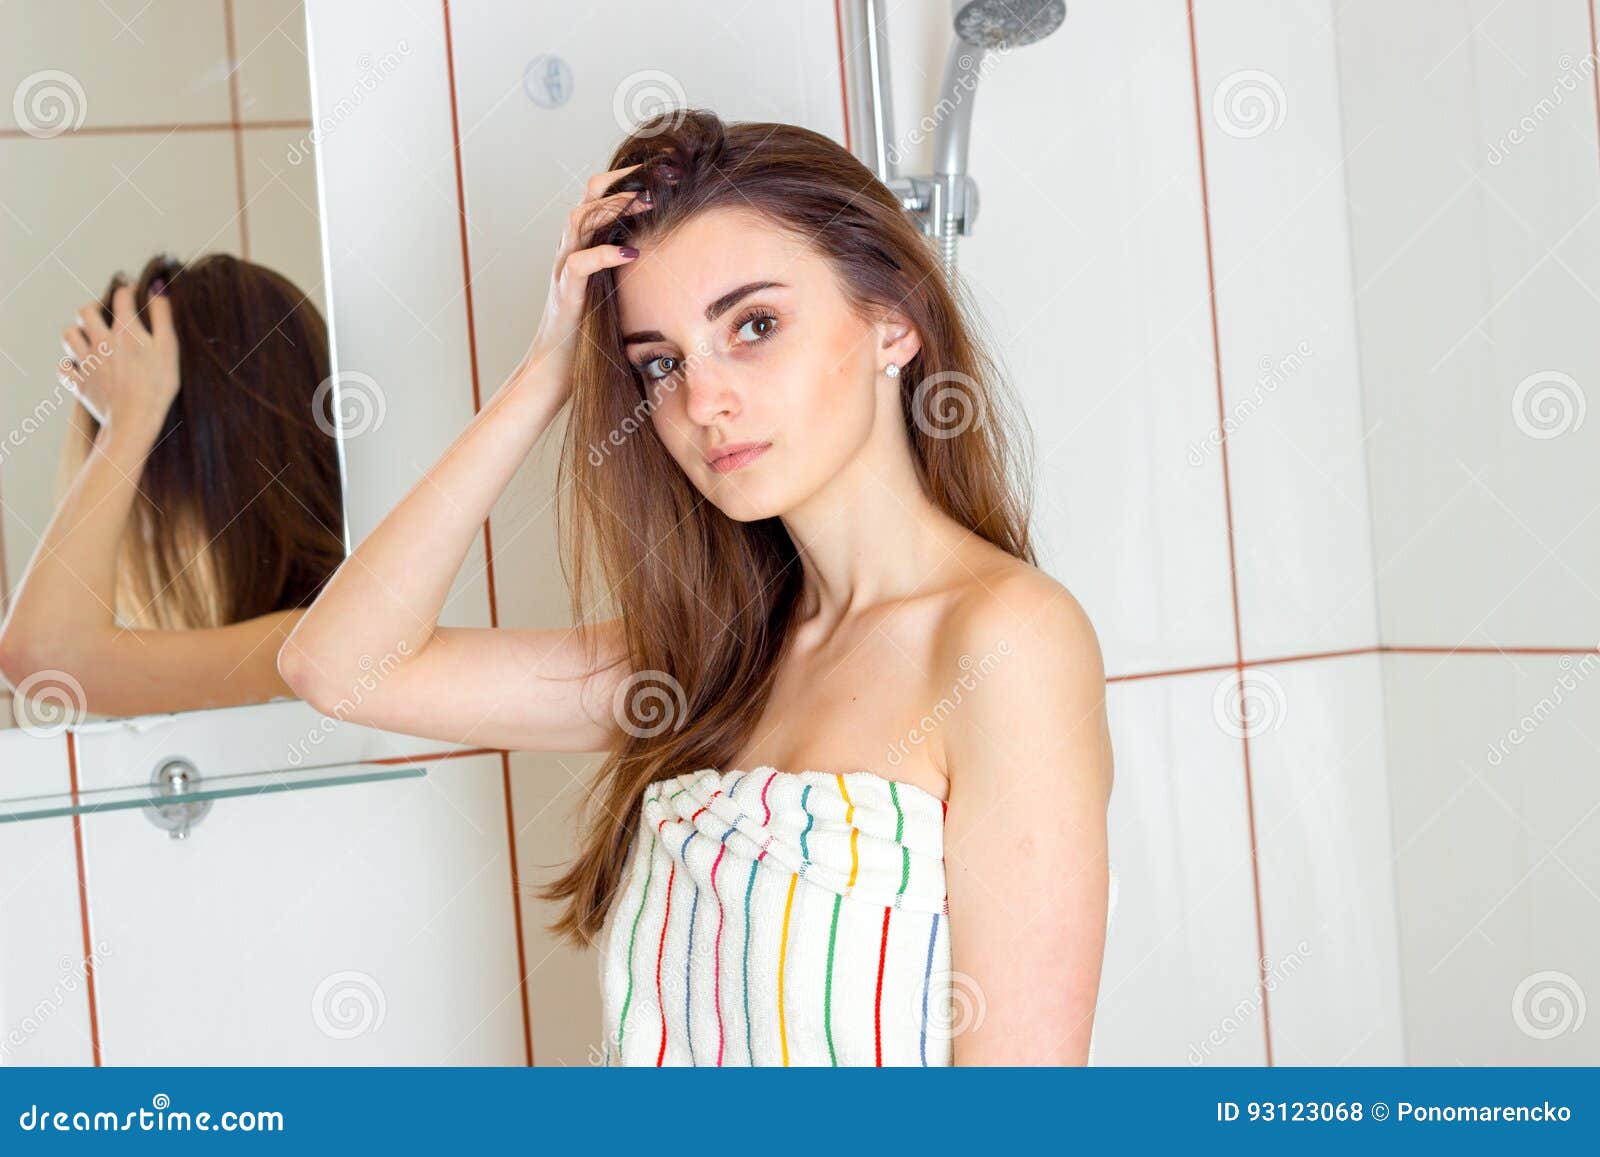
[0,254,344,720]
[279,109,1114,1066]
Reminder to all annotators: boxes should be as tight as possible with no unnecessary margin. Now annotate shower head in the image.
[934,0,1067,180]
[952,0,1066,50]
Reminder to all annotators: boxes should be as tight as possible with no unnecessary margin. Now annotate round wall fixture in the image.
[523,54,573,108]
[144,757,212,839]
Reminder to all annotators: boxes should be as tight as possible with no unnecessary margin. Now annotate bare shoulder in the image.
[932,557,1111,795]
[935,558,1106,688]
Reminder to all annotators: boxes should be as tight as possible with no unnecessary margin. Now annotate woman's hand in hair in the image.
[276,164,659,752]
[60,283,178,444]
[512,162,649,402]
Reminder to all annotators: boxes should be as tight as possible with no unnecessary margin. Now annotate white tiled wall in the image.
[1334,0,1600,1064]
[5,0,1593,1068]
[1338,0,1600,649]
[1097,671,1266,1065]
[0,0,325,713]
[0,0,524,1067]
[79,746,522,1065]
[0,730,91,1064]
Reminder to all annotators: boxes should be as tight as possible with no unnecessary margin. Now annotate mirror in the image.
[0,0,341,730]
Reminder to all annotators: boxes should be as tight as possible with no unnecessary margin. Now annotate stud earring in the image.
[885,362,900,378]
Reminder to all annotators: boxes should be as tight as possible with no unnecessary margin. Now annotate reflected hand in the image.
[516,161,651,401]
[60,282,179,440]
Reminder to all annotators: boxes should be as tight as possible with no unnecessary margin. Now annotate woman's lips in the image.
[707,442,772,474]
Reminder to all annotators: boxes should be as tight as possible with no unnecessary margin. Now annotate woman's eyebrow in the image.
[622,279,788,346]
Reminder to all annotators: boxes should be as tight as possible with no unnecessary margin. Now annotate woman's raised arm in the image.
[277,165,650,752]
[0,284,301,718]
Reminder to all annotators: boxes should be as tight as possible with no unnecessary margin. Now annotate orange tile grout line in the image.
[440,0,533,1069]
[1591,0,1600,190]
[65,731,103,1065]
[833,0,853,154]
[0,119,312,139]
[221,0,251,259]
[1185,0,1273,1065]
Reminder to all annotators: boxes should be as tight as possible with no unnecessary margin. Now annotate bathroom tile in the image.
[1244,653,1406,1064]
[0,730,93,1065]
[231,0,313,123]
[0,132,243,594]
[79,750,523,1063]
[955,0,1239,677]
[508,749,606,1066]
[1381,650,1600,1063]
[304,0,492,634]
[1336,0,1600,648]
[237,126,326,313]
[1096,671,1267,1065]
[1192,0,1381,659]
[1,0,230,132]
[439,0,855,1063]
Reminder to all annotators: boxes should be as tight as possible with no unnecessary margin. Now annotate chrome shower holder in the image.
[843,0,1065,276]
[144,756,212,840]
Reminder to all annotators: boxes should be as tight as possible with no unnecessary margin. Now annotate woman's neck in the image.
[781,457,972,628]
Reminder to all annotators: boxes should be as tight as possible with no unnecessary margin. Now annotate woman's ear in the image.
[879,310,922,374]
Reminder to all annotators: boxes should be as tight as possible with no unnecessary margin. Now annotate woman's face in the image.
[616,206,913,522]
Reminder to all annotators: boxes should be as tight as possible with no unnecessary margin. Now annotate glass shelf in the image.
[0,762,428,825]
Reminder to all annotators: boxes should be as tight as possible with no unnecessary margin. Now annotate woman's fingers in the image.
[145,285,175,342]
[110,283,138,333]
[559,189,646,256]
[555,243,638,306]
[515,166,651,390]
[76,301,109,342]
[582,161,645,204]
[61,325,90,363]
[554,163,655,264]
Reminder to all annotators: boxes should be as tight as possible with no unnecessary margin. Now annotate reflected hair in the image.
[541,108,1036,944]
[92,253,345,629]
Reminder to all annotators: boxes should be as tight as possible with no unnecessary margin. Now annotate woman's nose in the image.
[682,366,740,425]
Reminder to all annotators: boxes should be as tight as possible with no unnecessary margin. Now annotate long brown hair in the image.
[93,253,344,629]
[541,108,1036,944]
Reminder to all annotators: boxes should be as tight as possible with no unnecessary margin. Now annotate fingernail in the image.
[150,278,166,297]
[640,189,653,204]
[619,246,639,259]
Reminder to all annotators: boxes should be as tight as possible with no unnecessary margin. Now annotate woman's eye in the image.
[737,315,775,343]
[637,354,677,381]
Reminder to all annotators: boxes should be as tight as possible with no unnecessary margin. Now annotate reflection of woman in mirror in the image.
[0,254,344,719]
[282,110,1112,1066]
